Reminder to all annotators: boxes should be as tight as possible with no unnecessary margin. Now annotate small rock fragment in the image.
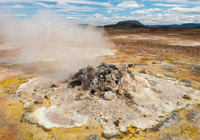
[102,132,121,139]
[103,91,115,100]
[140,70,147,74]
[137,63,148,66]
[181,79,194,87]
[152,61,163,64]
[23,102,34,109]
[50,84,58,88]
[128,63,135,68]
[161,65,175,72]
[113,120,120,127]
[190,65,200,71]
[135,130,140,134]
[87,135,100,140]
[116,89,124,95]
[161,134,174,140]
[182,94,191,100]
[125,92,133,100]
[120,125,127,133]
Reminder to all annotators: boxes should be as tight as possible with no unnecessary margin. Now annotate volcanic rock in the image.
[68,63,139,100]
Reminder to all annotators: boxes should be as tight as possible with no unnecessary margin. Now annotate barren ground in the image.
[0,27,200,140]
[106,27,200,90]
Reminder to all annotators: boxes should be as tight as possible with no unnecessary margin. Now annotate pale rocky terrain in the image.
[18,63,199,139]
[0,27,200,140]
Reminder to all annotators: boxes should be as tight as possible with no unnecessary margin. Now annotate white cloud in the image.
[66,10,200,25]
[93,13,103,18]
[35,2,55,8]
[56,0,111,6]
[35,2,96,12]
[131,8,161,14]
[66,16,80,20]
[167,0,200,3]
[1,0,200,26]
[153,3,187,7]
[14,14,27,16]
[11,5,25,8]
[57,5,96,12]
[107,10,112,13]
[0,0,112,7]
[117,1,142,9]
[167,6,200,14]
[150,0,200,3]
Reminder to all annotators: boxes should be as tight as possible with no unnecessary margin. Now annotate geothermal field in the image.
[0,18,200,140]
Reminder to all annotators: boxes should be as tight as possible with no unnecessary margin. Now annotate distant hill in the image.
[148,23,200,28]
[117,20,144,26]
[104,20,144,28]
[181,23,200,28]
[104,20,200,29]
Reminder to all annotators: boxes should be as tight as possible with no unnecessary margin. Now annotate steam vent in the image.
[10,63,199,139]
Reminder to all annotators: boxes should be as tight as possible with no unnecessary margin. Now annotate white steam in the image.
[0,13,113,76]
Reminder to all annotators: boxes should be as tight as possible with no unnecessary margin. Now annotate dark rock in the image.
[161,65,175,72]
[75,93,83,101]
[128,63,135,68]
[104,86,113,92]
[69,80,82,88]
[140,70,147,74]
[68,63,136,100]
[135,130,140,134]
[148,110,179,132]
[44,95,49,99]
[182,94,191,100]
[113,120,120,127]
[161,134,174,140]
[33,101,39,104]
[102,133,121,139]
[125,92,133,100]
[181,79,194,87]
[127,100,137,106]
[186,110,196,120]
[137,63,148,66]
[87,134,100,140]
[50,84,58,88]
[90,89,96,95]
[190,65,200,71]
[186,107,200,126]
[152,61,163,65]
[116,89,124,95]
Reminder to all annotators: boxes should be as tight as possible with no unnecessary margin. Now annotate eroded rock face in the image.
[17,63,200,137]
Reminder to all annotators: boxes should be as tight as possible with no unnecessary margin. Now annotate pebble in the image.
[103,91,115,100]
[87,134,100,140]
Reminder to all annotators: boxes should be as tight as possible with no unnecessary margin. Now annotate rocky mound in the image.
[16,63,199,138]
[68,63,142,101]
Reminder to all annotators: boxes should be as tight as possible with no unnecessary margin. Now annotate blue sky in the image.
[0,0,200,25]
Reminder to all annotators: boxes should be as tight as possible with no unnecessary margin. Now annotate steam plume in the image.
[0,12,113,76]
